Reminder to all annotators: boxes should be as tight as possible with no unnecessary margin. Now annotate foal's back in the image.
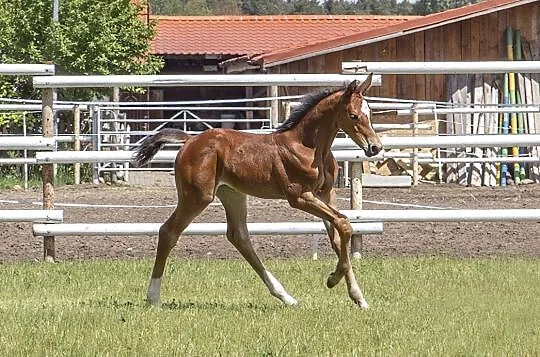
[177,128,286,199]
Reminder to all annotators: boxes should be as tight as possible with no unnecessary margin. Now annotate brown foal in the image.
[135,74,382,308]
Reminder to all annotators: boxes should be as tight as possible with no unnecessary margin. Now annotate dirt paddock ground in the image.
[0,183,539,262]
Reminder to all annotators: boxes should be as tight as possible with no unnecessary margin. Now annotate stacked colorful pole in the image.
[501,73,509,186]
[514,30,527,180]
[506,27,521,184]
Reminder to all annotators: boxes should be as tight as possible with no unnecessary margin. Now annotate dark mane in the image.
[275,87,343,133]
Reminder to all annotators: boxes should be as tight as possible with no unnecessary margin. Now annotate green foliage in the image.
[151,0,421,15]
[50,0,162,76]
[240,0,291,15]
[323,0,357,14]
[413,0,481,15]
[0,0,163,132]
[291,0,325,14]
[151,0,240,15]
[0,258,538,355]
[0,162,94,188]
[210,0,242,15]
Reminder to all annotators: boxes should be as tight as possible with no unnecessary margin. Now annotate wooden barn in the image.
[141,0,540,184]
[148,0,539,121]
[148,14,415,110]
[225,0,539,100]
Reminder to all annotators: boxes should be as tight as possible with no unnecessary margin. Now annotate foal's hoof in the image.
[326,272,341,289]
[282,296,299,306]
[356,299,369,309]
[146,296,161,308]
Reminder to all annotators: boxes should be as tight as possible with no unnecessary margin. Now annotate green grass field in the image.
[0,257,538,356]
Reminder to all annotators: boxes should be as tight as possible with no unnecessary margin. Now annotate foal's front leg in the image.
[217,186,298,306]
[321,189,369,309]
[288,190,368,308]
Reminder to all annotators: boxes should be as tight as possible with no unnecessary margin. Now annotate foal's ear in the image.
[344,79,358,98]
[356,73,373,94]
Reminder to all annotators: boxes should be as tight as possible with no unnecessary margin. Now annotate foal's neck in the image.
[291,93,340,151]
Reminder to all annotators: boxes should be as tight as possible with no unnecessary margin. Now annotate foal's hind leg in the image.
[322,189,368,309]
[217,185,298,306]
[147,192,212,306]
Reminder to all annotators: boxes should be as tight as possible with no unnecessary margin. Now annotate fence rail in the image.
[342,61,540,74]
[33,221,383,236]
[343,209,540,222]
[0,210,63,223]
[33,74,381,88]
[0,64,55,75]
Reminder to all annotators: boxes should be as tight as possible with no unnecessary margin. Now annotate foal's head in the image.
[338,74,382,157]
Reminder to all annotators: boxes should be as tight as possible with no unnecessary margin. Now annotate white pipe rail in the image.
[34,133,540,164]
[342,61,540,74]
[33,74,381,88]
[373,123,432,130]
[333,150,432,162]
[343,209,540,222]
[0,137,55,150]
[35,149,434,164]
[393,106,540,116]
[369,102,436,110]
[0,210,63,223]
[0,158,37,165]
[32,221,384,236]
[333,134,540,150]
[0,64,55,76]
[35,150,164,164]
[422,156,540,164]
[0,104,88,111]
[54,135,93,143]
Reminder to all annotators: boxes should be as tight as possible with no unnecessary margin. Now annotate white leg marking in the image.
[263,271,298,306]
[359,299,369,309]
[147,277,162,306]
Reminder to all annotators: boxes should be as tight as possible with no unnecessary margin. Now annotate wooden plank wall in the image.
[271,2,539,106]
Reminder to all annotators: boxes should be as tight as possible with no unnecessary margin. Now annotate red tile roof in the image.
[150,0,535,69]
[150,15,418,57]
[258,0,536,67]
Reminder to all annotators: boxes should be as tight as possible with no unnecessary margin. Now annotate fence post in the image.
[412,104,419,185]
[73,105,81,184]
[270,85,279,128]
[91,106,100,184]
[42,87,55,262]
[111,87,120,183]
[350,162,363,259]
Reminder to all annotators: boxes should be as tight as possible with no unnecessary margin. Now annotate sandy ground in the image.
[0,183,539,262]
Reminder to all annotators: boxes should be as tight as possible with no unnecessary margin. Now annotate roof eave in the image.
[263,0,535,68]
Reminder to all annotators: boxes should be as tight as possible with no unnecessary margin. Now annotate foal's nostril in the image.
[369,144,381,156]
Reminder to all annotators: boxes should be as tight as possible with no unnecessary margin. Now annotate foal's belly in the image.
[219,157,285,199]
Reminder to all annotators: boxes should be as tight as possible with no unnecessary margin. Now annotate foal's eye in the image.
[349,114,359,121]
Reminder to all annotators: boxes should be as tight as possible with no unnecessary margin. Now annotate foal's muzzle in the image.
[365,141,382,157]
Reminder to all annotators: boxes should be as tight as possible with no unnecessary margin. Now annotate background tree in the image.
[149,0,186,14]
[0,0,162,103]
[323,0,357,14]
[287,0,324,14]
[150,0,472,15]
[240,0,290,15]
[183,0,212,15]
[210,0,242,15]
[0,0,162,134]
[413,0,481,15]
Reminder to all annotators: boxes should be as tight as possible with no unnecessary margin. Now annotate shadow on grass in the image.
[79,298,139,309]
[161,299,286,312]
[80,297,286,312]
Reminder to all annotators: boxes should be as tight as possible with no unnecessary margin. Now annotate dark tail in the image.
[133,128,191,167]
